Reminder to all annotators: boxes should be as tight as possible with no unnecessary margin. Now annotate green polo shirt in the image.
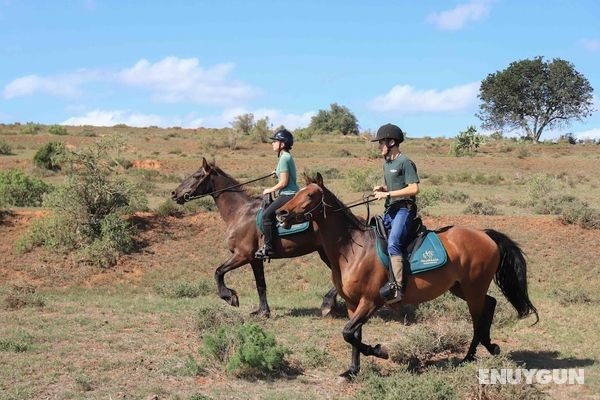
[275,151,299,195]
[383,154,419,209]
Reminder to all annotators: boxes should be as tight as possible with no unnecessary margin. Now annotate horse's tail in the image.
[485,229,539,324]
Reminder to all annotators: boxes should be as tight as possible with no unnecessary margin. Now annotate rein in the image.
[184,172,275,201]
[285,189,378,224]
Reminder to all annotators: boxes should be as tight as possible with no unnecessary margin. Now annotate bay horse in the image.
[171,158,338,317]
[276,173,538,377]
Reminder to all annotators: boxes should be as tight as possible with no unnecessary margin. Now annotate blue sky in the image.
[1,0,599,139]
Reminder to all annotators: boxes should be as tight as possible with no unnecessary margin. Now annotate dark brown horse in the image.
[171,158,338,317]
[276,173,538,377]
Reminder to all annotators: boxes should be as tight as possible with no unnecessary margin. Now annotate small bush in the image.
[559,202,600,229]
[0,169,51,207]
[450,126,484,157]
[533,194,580,215]
[0,339,30,353]
[551,288,594,306]
[416,187,443,212]
[4,285,45,310]
[427,174,444,185]
[0,140,12,155]
[33,141,65,170]
[302,346,329,368]
[194,304,246,336]
[463,201,498,215]
[346,168,378,192]
[48,125,68,135]
[154,280,212,298]
[444,190,469,203]
[203,322,290,375]
[20,122,41,135]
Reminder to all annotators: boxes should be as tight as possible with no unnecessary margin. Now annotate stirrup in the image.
[380,282,404,304]
[254,245,273,261]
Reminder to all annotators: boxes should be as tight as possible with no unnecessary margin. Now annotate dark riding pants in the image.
[262,194,294,246]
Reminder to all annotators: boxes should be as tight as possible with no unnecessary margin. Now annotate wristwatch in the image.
[386,192,391,199]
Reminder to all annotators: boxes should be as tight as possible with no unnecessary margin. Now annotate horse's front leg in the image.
[214,253,248,307]
[340,300,387,379]
[249,259,270,318]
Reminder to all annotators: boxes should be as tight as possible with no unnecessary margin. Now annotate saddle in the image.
[370,214,448,275]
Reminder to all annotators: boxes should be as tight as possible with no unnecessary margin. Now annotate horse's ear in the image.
[304,173,313,185]
[201,157,211,171]
[315,172,324,187]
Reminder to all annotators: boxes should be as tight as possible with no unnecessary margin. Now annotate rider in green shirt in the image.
[254,128,299,259]
[372,123,420,304]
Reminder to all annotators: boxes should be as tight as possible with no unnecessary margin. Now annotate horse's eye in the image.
[307,192,313,198]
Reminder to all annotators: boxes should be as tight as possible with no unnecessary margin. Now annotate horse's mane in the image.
[210,164,261,201]
[322,186,369,231]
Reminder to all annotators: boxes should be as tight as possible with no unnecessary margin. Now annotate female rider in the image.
[254,128,299,259]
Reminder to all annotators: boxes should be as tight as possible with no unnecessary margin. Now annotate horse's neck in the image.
[316,211,367,270]
[212,175,254,224]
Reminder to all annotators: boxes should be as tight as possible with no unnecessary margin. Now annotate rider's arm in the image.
[264,172,289,194]
[388,182,419,199]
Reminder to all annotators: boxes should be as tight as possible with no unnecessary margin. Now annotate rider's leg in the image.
[255,194,293,259]
[380,206,412,303]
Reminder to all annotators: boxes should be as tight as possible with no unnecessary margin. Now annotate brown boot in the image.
[379,256,405,304]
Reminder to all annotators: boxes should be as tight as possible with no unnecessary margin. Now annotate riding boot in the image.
[255,221,274,260]
[379,256,405,304]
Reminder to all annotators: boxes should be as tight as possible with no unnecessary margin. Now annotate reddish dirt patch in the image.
[132,159,162,170]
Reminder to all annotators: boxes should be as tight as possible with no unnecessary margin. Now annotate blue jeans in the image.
[383,205,415,257]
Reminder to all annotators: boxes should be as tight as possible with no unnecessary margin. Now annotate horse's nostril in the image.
[183,193,190,201]
[170,191,176,198]
[277,210,289,217]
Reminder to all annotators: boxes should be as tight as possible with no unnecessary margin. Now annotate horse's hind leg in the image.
[215,253,248,307]
[480,295,501,356]
[450,284,484,363]
[250,259,270,318]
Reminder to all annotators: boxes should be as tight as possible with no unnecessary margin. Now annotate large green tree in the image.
[478,57,594,142]
[308,103,359,135]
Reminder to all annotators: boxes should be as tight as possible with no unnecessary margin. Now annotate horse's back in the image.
[438,225,500,270]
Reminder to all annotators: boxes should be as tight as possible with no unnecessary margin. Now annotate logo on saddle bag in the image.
[421,250,439,265]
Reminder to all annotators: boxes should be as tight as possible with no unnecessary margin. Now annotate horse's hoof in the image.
[374,344,389,359]
[489,343,501,355]
[461,354,476,364]
[250,309,271,318]
[320,305,332,317]
[339,368,359,381]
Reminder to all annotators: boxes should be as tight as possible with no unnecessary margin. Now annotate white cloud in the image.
[194,107,315,130]
[369,82,480,113]
[427,0,493,31]
[117,57,256,105]
[3,69,101,99]
[574,128,600,140]
[582,38,600,52]
[62,109,168,127]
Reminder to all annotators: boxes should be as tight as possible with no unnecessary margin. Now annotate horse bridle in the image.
[280,185,333,224]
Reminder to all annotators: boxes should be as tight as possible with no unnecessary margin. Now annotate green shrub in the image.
[526,174,556,204]
[551,288,594,306]
[533,194,580,215]
[303,166,342,180]
[154,280,212,298]
[0,169,51,207]
[416,187,443,212]
[427,174,444,185]
[33,141,65,170]
[346,168,378,192]
[194,304,246,336]
[463,201,498,215]
[0,140,12,155]
[48,125,68,135]
[302,346,329,368]
[20,136,147,267]
[559,202,600,229]
[20,122,41,135]
[444,190,469,203]
[450,126,484,157]
[203,322,290,375]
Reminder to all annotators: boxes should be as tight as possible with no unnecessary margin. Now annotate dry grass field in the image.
[1,125,599,399]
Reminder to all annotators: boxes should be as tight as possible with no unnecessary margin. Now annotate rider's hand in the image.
[262,188,272,195]
[374,191,389,201]
[373,185,385,192]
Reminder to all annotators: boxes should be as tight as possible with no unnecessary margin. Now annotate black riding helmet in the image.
[269,128,294,149]
[371,123,404,144]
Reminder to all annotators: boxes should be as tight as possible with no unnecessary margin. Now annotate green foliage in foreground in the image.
[0,169,51,207]
[203,322,290,375]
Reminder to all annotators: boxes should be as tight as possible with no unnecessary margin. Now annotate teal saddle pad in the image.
[256,208,310,236]
[375,231,448,274]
